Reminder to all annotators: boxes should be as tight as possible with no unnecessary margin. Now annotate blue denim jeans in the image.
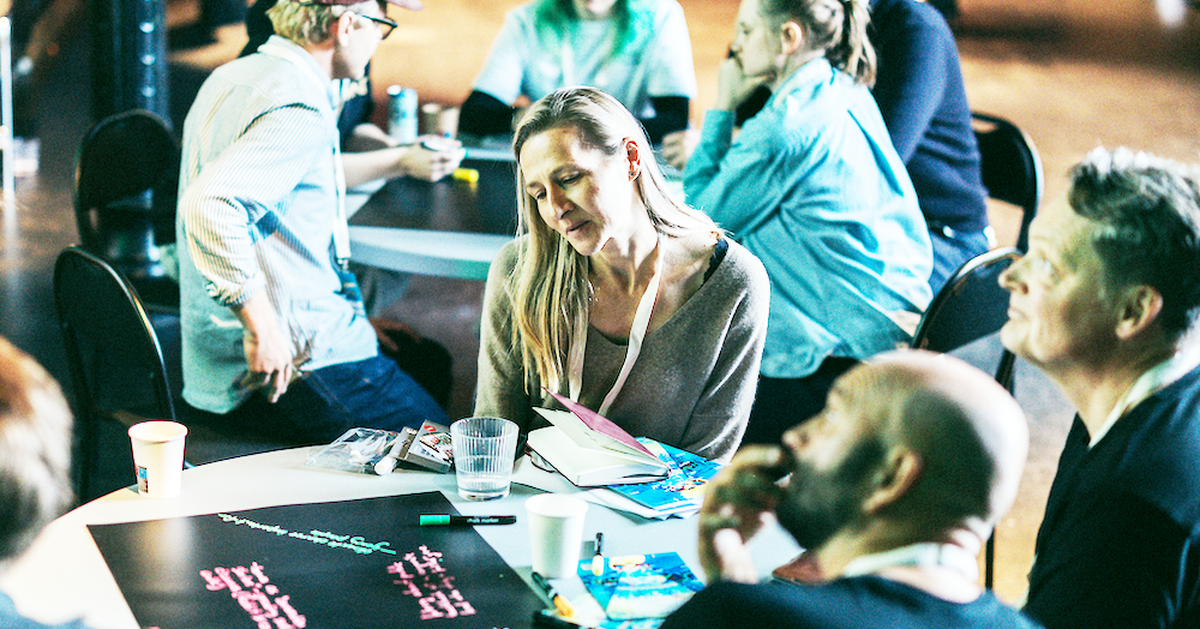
[928,225,992,296]
[189,354,447,445]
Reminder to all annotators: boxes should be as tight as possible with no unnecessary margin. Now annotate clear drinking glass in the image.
[450,417,519,500]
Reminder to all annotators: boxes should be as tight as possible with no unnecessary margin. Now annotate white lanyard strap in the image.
[258,40,350,268]
[840,543,979,581]
[567,242,662,416]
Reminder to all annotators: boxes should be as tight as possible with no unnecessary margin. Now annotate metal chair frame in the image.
[972,111,1044,252]
[53,245,176,501]
[54,246,287,502]
[910,247,1023,589]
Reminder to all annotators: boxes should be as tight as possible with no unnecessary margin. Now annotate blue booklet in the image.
[576,552,705,622]
[604,439,722,517]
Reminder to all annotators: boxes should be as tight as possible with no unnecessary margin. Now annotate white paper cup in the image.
[526,493,589,578]
[450,417,519,500]
[128,420,188,498]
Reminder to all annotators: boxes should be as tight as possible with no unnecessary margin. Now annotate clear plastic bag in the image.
[304,427,404,475]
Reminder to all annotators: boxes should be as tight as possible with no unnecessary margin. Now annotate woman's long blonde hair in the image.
[508,86,718,394]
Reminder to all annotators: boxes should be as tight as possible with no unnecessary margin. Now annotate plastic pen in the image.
[530,571,576,619]
[591,533,604,576]
[418,515,516,526]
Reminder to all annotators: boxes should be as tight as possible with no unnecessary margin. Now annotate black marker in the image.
[418,514,516,526]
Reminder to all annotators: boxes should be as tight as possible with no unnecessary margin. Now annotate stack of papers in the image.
[603,440,721,518]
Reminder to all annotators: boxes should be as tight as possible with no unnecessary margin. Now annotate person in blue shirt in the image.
[684,0,932,446]
[667,0,985,296]
[457,0,696,144]
[176,0,463,444]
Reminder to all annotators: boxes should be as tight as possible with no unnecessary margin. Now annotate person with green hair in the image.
[457,0,696,144]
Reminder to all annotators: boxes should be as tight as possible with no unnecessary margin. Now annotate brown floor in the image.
[2,0,1198,607]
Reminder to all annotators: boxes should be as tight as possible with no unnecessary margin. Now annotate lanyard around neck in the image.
[567,241,662,417]
[257,40,351,269]
[840,543,979,582]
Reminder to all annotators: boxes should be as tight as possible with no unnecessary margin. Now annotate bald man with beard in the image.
[662,350,1042,629]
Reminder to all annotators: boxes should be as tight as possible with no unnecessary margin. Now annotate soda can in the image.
[388,85,418,145]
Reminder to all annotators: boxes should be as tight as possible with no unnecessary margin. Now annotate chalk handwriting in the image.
[388,545,477,620]
[215,513,396,556]
[200,562,308,629]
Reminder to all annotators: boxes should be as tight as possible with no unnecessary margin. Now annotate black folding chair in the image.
[910,246,1022,588]
[912,247,1021,389]
[972,112,1044,252]
[53,246,286,502]
[74,108,180,308]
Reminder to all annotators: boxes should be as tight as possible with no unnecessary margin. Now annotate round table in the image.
[0,447,799,628]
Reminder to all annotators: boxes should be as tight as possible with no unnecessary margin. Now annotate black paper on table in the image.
[88,491,541,628]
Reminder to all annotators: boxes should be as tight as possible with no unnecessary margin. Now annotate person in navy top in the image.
[998,147,1200,629]
[869,0,989,292]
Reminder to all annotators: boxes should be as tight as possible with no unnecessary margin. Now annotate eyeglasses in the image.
[352,12,397,39]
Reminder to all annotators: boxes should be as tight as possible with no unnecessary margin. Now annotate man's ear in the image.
[1115,285,1164,340]
[333,11,356,46]
[779,20,804,56]
[862,450,922,514]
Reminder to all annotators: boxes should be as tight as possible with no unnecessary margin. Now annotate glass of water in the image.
[450,417,519,500]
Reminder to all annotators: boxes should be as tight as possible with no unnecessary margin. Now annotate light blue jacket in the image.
[685,58,932,379]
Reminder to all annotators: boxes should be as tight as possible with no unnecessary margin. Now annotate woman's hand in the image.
[662,129,699,172]
[715,57,774,113]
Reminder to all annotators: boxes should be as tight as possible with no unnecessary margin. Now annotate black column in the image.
[91,0,169,124]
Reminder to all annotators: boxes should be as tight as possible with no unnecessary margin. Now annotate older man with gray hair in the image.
[998,147,1200,629]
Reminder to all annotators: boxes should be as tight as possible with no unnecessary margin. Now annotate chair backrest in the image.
[53,246,176,499]
[911,247,1020,355]
[74,109,180,283]
[972,112,1044,252]
[911,246,1022,591]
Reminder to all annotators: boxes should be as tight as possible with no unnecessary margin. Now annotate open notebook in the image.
[527,390,671,487]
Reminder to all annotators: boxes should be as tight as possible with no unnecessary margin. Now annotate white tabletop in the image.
[0,447,799,628]
[348,225,512,281]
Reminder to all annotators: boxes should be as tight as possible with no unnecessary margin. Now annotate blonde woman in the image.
[474,87,769,461]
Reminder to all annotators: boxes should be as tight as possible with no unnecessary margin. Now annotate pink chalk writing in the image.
[200,561,307,629]
[388,545,477,620]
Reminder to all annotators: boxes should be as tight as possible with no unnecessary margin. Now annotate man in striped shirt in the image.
[175,0,462,443]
